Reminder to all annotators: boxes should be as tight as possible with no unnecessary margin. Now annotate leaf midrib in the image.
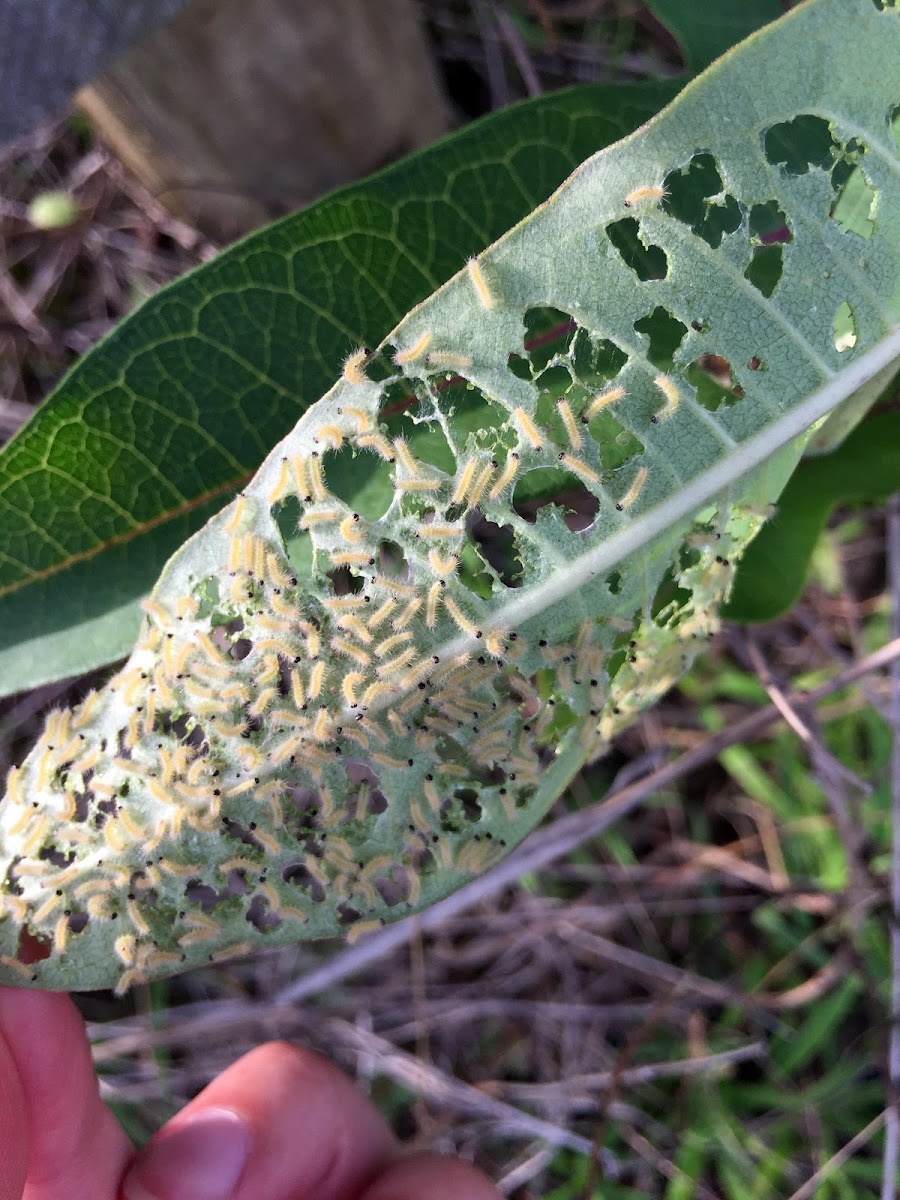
[0,473,250,599]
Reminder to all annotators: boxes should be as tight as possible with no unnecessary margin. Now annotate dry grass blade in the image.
[324,1015,617,1164]
[790,1111,887,1200]
[492,1041,767,1104]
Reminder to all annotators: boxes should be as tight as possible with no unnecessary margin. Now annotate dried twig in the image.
[471,0,509,106]
[746,632,872,796]
[491,3,543,94]
[496,1144,556,1194]
[792,1110,887,1200]
[495,1041,766,1105]
[324,1015,619,1168]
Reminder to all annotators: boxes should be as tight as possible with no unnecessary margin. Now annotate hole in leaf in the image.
[327,564,364,597]
[763,114,838,175]
[535,363,574,407]
[338,903,362,925]
[193,575,221,621]
[346,760,380,787]
[831,164,877,239]
[750,200,792,245]
[184,881,223,912]
[587,413,643,473]
[468,514,523,588]
[891,103,900,153]
[569,330,628,389]
[508,351,531,381]
[440,791,482,833]
[531,670,579,744]
[678,538,703,572]
[282,862,325,903]
[522,306,577,371]
[272,497,314,579]
[17,925,51,964]
[222,818,266,852]
[231,636,253,662]
[377,376,418,424]
[457,541,495,600]
[408,843,435,875]
[605,218,669,281]
[95,797,117,821]
[633,307,687,369]
[442,377,513,458]
[343,761,388,816]
[388,417,456,477]
[686,354,744,410]
[651,567,692,619]
[662,152,742,248]
[377,538,411,583]
[225,868,249,896]
[513,467,600,532]
[246,893,281,931]
[744,246,783,298]
[63,785,91,823]
[322,444,393,520]
[367,788,388,816]
[534,370,586,449]
[373,868,411,908]
[833,301,859,353]
[285,787,323,838]
[455,787,483,823]
[371,351,400,385]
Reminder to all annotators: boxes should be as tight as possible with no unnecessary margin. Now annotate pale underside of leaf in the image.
[0,0,898,992]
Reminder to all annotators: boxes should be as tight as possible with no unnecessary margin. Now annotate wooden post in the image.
[76,0,450,241]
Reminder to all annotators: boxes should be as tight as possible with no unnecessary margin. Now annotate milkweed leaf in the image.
[644,0,783,71]
[0,80,678,698]
[725,410,900,622]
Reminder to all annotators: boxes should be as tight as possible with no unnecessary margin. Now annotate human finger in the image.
[0,986,134,1200]
[357,1153,502,1200]
[0,1011,28,1200]
[123,1040,397,1200]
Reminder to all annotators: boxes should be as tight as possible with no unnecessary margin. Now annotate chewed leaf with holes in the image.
[2,0,899,992]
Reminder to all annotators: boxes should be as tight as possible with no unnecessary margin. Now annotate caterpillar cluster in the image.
[1,239,730,996]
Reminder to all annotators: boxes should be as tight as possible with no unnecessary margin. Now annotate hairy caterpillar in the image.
[466,257,494,310]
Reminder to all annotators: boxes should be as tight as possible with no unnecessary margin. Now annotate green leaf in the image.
[724,409,900,622]
[645,0,783,70]
[0,80,679,699]
[2,0,899,992]
[772,977,863,1075]
[802,359,897,455]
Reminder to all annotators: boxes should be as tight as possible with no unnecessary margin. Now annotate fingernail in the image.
[124,1107,252,1200]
